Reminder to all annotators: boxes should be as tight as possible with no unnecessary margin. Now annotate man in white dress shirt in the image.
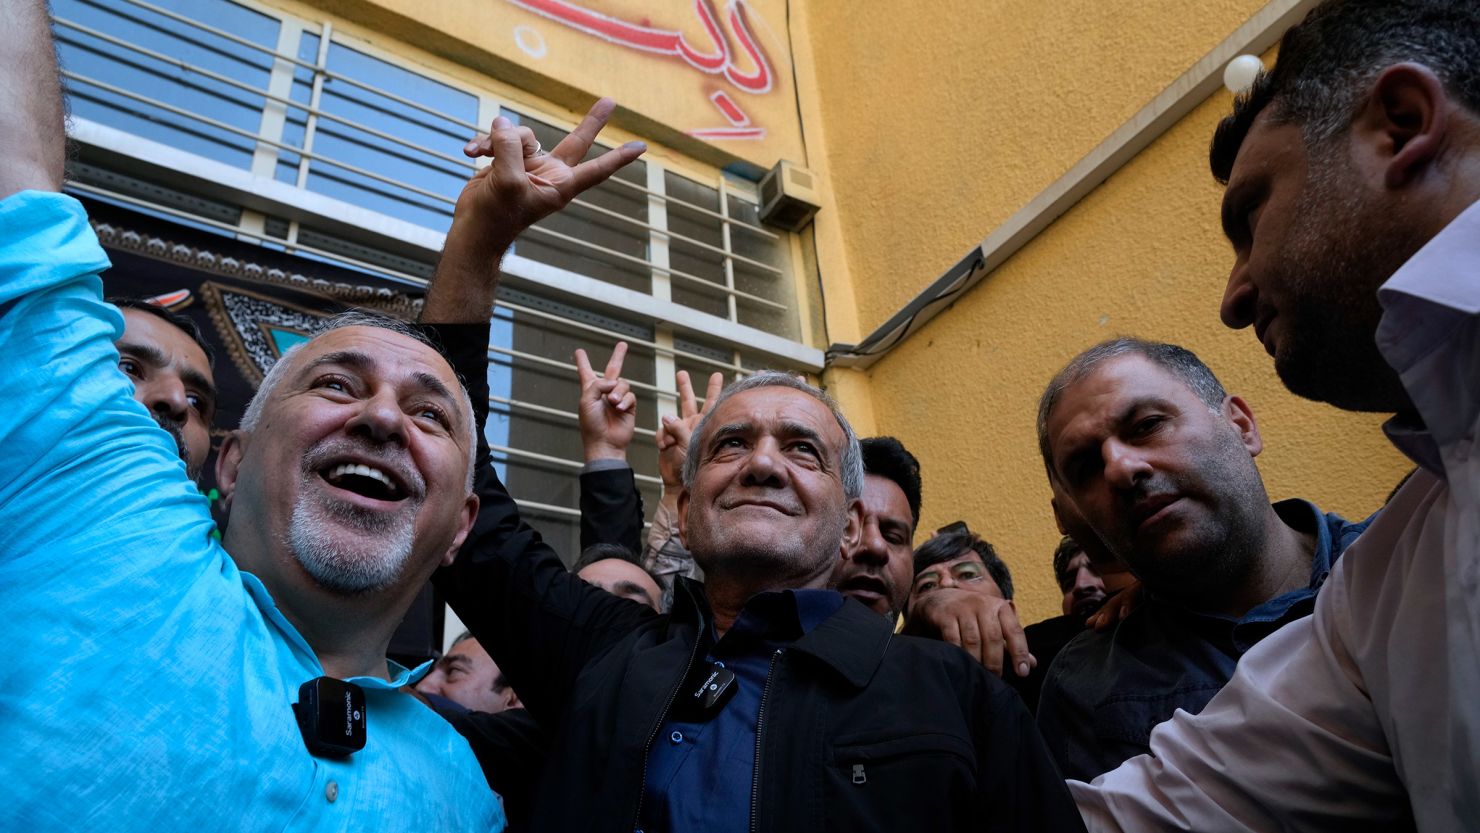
[1070,1,1480,830]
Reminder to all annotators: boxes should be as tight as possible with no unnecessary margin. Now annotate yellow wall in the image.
[798,0,1414,623]
[797,0,1273,342]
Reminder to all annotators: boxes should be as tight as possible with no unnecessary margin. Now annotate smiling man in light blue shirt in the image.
[0,4,499,829]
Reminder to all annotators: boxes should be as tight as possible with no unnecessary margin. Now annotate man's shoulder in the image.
[1051,617,1119,667]
[884,633,1019,699]
[1274,497,1373,562]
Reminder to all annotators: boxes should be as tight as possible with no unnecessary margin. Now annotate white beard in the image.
[287,493,416,595]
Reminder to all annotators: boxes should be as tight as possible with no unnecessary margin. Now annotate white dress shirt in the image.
[1070,198,1480,832]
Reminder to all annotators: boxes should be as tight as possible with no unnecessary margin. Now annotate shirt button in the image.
[325,781,339,803]
[669,730,684,744]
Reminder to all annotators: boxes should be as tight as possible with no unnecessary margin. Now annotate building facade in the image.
[55,0,1412,627]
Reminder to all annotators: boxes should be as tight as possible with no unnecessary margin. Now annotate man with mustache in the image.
[1072,1,1480,828]
[439,368,1081,832]
[110,297,218,482]
[425,130,1082,825]
[1033,338,1370,780]
[0,4,638,826]
[639,378,1037,675]
[607,363,927,623]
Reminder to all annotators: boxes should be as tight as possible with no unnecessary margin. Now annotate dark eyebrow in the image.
[302,350,373,375]
[878,517,912,536]
[182,368,218,406]
[410,370,458,408]
[1114,397,1179,428]
[913,566,943,585]
[302,351,460,416]
[709,422,752,446]
[1054,397,1170,477]
[118,340,218,405]
[777,420,826,448]
[116,339,167,368]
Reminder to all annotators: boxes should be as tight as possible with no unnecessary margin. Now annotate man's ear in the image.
[840,497,864,557]
[1353,62,1450,190]
[441,494,479,567]
[215,430,246,512]
[676,487,690,549]
[1223,395,1263,457]
[1051,497,1070,535]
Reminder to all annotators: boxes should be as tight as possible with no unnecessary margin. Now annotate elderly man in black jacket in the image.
[425,102,1082,833]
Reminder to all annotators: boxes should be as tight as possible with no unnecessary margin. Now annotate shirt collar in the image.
[1140,500,1336,627]
[672,578,891,689]
[239,569,431,690]
[1270,498,1337,585]
[1374,198,1480,474]
[1376,197,1480,369]
[717,588,845,644]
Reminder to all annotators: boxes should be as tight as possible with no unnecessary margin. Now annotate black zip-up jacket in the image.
[428,324,1085,833]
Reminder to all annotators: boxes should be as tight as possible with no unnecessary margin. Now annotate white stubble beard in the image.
[287,490,418,596]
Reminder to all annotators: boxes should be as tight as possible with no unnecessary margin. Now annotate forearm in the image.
[0,1,66,198]
[642,492,699,589]
[420,209,515,324]
[435,461,654,728]
[579,462,644,555]
[1070,599,1406,831]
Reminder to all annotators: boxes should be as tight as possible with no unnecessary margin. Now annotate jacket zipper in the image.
[631,634,704,831]
[748,648,784,833]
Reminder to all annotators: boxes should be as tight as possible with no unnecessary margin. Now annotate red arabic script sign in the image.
[508,0,775,139]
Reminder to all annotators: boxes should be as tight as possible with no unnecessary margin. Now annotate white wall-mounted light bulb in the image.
[1223,54,1264,95]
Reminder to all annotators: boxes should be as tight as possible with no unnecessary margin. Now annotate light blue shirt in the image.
[0,191,504,833]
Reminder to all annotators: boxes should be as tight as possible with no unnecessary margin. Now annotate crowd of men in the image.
[3,0,1477,829]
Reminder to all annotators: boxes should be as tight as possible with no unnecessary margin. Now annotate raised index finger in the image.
[573,347,597,385]
[700,372,723,413]
[603,341,628,380]
[550,98,615,165]
[675,370,697,418]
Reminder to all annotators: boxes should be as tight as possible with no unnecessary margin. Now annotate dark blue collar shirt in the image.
[1035,499,1373,781]
[636,588,845,833]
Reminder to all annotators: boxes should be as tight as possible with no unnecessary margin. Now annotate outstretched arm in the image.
[0,1,66,198]
[423,99,653,727]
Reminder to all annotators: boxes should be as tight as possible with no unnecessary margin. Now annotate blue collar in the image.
[239,569,432,689]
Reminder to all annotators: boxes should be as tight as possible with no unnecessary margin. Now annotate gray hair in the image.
[681,370,864,501]
[1036,338,1228,480]
[238,310,477,490]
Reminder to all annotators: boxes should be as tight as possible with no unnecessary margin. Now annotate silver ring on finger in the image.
[524,140,543,157]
